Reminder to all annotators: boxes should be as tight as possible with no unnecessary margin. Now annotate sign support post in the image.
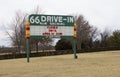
[73,23,77,59]
[26,39,30,62]
[73,39,77,59]
[25,22,30,63]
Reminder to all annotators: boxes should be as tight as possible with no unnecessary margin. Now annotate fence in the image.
[0,46,120,60]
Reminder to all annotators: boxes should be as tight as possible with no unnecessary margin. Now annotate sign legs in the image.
[73,39,77,59]
[26,39,30,63]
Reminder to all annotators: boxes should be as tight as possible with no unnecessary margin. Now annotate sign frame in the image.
[26,14,77,63]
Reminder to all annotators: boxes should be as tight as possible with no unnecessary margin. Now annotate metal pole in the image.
[73,39,77,59]
[26,39,30,62]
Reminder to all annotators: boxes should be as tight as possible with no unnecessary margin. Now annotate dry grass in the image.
[0,50,120,77]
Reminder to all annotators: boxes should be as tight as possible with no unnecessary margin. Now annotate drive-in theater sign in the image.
[25,14,77,62]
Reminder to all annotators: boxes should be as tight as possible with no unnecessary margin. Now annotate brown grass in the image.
[0,50,120,77]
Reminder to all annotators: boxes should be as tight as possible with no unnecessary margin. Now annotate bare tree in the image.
[100,29,110,47]
[88,27,98,48]
[30,38,52,53]
[6,6,51,54]
[10,11,27,53]
[75,15,92,50]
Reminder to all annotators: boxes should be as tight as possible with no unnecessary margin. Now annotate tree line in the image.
[3,7,120,53]
[55,15,120,50]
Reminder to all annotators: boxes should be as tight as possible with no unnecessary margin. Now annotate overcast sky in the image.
[0,0,120,46]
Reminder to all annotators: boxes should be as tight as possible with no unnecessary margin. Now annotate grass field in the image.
[0,50,120,77]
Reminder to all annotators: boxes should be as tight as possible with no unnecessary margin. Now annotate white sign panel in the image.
[30,26,74,38]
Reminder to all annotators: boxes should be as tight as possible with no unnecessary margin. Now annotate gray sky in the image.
[0,0,120,46]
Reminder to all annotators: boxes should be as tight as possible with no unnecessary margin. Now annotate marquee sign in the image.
[26,14,77,62]
[29,14,74,38]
